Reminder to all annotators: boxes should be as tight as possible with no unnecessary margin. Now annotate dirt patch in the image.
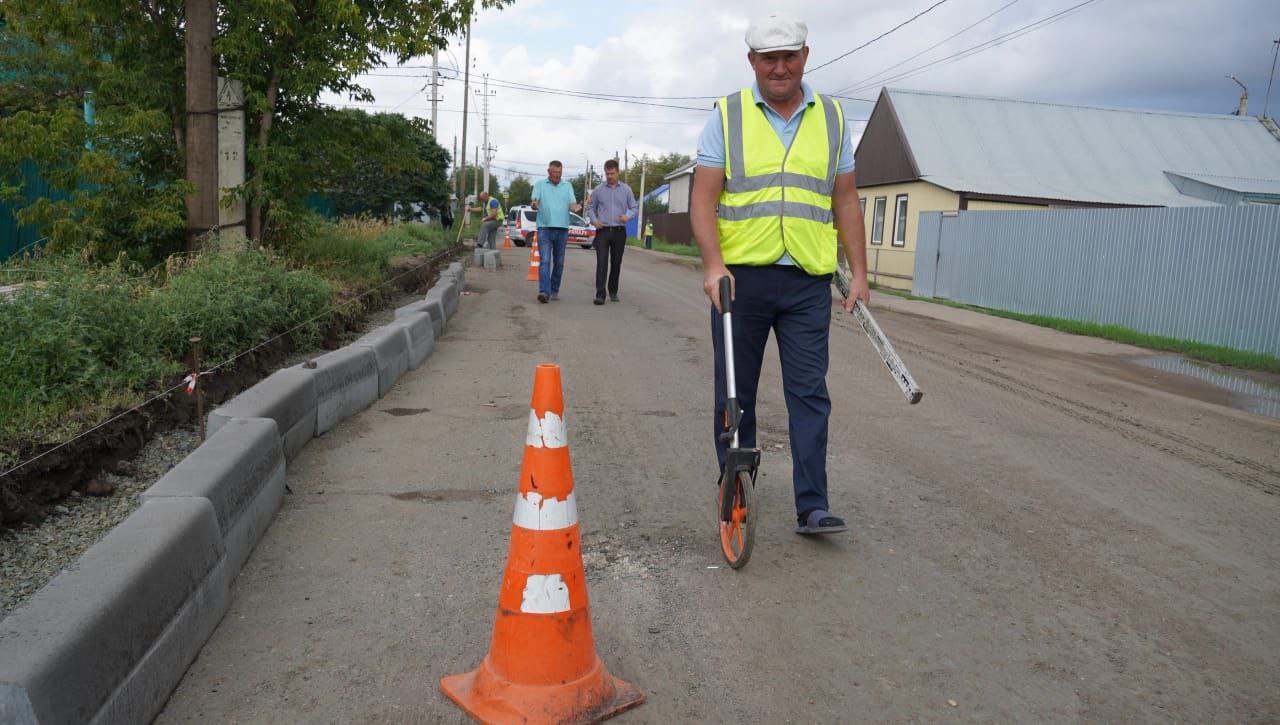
[0,246,460,528]
[382,408,431,417]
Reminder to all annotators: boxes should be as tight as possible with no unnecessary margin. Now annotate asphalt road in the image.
[159,244,1280,723]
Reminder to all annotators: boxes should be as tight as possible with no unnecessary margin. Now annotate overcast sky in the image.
[321,0,1280,189]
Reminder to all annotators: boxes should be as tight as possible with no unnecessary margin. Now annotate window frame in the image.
[870,196,887,245]
[892,194,909,247]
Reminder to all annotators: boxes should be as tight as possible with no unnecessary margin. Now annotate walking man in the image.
[690,13,870,535]
[468,191,504,249]
[530,160,581,303]
[587,159,638,304]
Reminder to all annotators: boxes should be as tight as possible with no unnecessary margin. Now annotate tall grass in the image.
[0,217,453,451]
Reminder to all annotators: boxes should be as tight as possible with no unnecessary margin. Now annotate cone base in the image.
[440,654,644,725]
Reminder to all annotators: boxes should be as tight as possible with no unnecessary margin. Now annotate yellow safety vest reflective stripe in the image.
[716,87,844,275]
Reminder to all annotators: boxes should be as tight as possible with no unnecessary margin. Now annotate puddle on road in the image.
[1134,355,1280,420]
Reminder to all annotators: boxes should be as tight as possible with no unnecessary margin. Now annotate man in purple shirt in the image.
[586,159,638,304]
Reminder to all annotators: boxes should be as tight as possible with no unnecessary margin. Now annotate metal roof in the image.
[885,88,1280,206]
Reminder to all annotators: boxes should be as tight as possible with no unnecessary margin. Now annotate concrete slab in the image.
[206,368,316,461]
[142,417,286,572]
[426,279,459,319]
[444,262,465,286]
[402,296,446,337]
[355,325,410,397]
[304,346,379,435]
[0,498,224,725]
[472,247,486,266]
[483,250,502,269]
[389,311,435,369]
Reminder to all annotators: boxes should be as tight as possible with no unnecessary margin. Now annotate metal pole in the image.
[431,48,440,134]
[190,337,205,440]
[458,17,471,231]
[481,74,491,194]
[1264,38,1279,120]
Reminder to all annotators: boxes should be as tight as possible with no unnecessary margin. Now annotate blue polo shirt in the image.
[531,178,578,229]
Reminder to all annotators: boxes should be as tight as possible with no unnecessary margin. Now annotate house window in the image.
[870,197,886,245]
[859,197,866,218]
[892,194,908,247]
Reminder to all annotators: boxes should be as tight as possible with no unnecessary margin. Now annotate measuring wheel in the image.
[718,466,756,568]
[715,276,762,570]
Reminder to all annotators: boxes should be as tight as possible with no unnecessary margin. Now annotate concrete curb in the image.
[483,249,502,269]
[0,498,226,725]
[207,367,316,462]
[0,253,466,724]
[355,325,411,398]
[306,345,380,436]
[390,311,435,370]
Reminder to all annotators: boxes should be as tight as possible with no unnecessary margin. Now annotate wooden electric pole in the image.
[184,0,219,251]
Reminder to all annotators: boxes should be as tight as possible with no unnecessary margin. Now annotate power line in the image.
[808,0,954,73]
[840,0,1105,94]
[834,0,1022,95]
[371,68,720,101]
[362,69,711,111]
[324,101,707,126]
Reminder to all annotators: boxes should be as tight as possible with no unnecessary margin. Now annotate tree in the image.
[218,0,513,241]
[0,7,190,261]
[1,0,514,256]
[293,110,451,220]
[622,152,693,200]
[505,174,532,206]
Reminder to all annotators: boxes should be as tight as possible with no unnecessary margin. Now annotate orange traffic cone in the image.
[441,364,645,724]
[503,224,513,250]
[526,231,541,282]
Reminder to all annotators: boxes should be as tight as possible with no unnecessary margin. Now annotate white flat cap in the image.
[745,14,808,53]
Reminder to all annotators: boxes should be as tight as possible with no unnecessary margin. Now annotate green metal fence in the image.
[1,160,62,260]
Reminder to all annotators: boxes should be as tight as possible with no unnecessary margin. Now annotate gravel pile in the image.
[0,428,201,618]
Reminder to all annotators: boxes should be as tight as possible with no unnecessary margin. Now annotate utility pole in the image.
[1265,37,1280,120]
[475,74,497,193]
[184,0,218,251]
[582,159,590,211]
[452,134,457,205]
[430,48,441,134]
[458,16,472,220]
[474,145,480,205]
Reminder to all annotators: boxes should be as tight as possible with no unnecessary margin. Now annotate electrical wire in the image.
[840,0,1105,94]
[808,0,954,73]
[834,0,1022,95]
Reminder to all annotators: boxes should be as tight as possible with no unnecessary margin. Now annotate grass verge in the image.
[626,235,700,257]
[875,287,1280,374]
[0,216,452,454]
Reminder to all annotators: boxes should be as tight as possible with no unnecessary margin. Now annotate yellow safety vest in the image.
[490,198,505,222]
[716,87,844,275]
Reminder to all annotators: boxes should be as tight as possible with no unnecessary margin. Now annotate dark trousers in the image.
[594,226,626,298]
[712,264,833,516]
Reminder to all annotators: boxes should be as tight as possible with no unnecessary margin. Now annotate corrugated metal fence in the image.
[913,205,1280,355]
[1,160,62,260]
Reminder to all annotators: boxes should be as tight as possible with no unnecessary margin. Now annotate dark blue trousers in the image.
[712,264,833,517]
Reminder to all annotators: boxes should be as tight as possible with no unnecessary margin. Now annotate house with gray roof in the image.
[853,87,1280,289]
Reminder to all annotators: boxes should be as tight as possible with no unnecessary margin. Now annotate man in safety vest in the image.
[469,191,505,249]
[691,13,870,535]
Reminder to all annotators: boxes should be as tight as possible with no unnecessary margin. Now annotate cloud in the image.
[322,0,1280,190]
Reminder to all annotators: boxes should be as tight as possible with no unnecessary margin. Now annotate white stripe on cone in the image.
[525,410,567,449]
[512,491,578,531]
[520,573,571,614]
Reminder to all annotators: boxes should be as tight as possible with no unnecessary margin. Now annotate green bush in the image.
[0,250,331,443]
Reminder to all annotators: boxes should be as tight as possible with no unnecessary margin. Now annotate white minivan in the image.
[507,205,596,249]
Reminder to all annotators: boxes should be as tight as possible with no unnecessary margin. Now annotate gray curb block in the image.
[483,250,502,269]
[0,257,468,724]
[207,367,316,462]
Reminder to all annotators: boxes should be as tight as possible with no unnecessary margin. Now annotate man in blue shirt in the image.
[587,159,638,304]
[530,160,582,303]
